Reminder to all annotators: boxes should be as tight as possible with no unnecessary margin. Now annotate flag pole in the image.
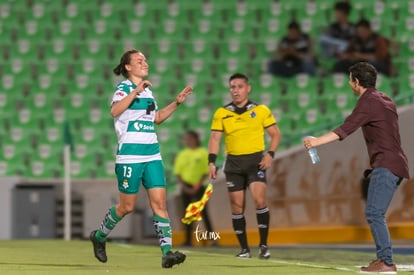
[63,144,71,241]
[63,121,73,241]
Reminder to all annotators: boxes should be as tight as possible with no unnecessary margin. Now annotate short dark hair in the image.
[356,18,371,29]
[287,21,300,30]
[113,49,140,78]
[334,1,352,15]
[186,130,201,147]
[229,73,249,83]
[349,62,377,88]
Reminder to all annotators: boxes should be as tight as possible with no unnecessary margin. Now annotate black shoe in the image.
[90,230,107,263]
[162,251,186,268]
[258,245,270,259]
[235,248,251,258]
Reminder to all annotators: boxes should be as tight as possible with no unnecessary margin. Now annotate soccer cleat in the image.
[162,251,186,268]
[360,259,397,274]
[235,248,251,258]
[89,230,107,263]
[258,245,270,259]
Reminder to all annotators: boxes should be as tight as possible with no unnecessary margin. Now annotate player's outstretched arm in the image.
[154,86,192,124]
[303,131,340,149]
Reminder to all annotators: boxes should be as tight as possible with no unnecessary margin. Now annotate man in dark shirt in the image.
[320,1,355,59]
[333,19,391,76]
[304,62,409,274]
[267,21,316,78]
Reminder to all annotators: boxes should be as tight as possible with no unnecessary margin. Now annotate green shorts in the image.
[115,160,166,194]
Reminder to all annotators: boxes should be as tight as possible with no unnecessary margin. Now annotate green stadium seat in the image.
[0,93,16,125]
[37,143,62,163]
[395,73,414,105]
[0,159,25,177]
[1,142,32,176]
[185,1,219,23]
[27,160,62,179]
[70,160,97,179]
[219,38,251,59]
[286,74,320,95]
[8,39,39,60]
[259,18,289,40]
[182,39,217,60]
[43,125,64,144]
[321,73,348,95]
[376,75,393,95]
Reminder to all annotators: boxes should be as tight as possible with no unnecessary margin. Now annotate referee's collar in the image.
[225,100,257,115]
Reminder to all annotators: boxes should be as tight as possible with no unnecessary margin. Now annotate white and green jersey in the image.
[112,79,161,164]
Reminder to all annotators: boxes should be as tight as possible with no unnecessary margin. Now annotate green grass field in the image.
[0,240,413,274]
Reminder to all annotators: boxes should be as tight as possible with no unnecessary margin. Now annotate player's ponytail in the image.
[113,49,140,78]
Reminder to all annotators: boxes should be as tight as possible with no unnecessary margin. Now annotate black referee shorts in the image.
[223,152,266,192]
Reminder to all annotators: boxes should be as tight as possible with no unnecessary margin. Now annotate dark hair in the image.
[334,1,352,15]
[113,49,140,78]
[229,73,249,83]
[356,18,371,29]
[186,130,201,147]
[287,21,300,30]
[349,62,377,88]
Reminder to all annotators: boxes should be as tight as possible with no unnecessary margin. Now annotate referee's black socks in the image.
[232,213,249,250]
[256,207,270,246]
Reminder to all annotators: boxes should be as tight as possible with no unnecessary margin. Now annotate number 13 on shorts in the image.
[115,163,137,194]
[123,165,132,178]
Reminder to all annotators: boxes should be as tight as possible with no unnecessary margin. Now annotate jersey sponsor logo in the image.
[133,121,155,132]
[116,91,125,97]
[127,120,156,133]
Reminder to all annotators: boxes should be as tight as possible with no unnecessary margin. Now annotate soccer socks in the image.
[153,214,172,256]
[95,205,122,243]
[232,214,249,250]
[256,207,270,246]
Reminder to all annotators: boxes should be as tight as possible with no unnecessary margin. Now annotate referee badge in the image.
[250,111,256,118]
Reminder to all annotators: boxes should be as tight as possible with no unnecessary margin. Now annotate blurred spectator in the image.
[268,21,317,78]
[174,130,214,247]
[333,19,391,76]
[320,1,355,59]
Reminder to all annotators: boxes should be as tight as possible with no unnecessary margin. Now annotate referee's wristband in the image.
[208,153,217,164]
[267,151,275,158]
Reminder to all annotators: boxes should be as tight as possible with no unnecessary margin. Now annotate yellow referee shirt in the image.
[174,147,209,185]
[211,101,276,155]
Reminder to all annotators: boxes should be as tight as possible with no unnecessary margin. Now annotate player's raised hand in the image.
[175,86,193,104]
[133,80,152,95]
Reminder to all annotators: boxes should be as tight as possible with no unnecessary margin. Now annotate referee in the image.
[207,73,281,259]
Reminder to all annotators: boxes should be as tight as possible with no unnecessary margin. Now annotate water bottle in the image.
[308,147,320,164]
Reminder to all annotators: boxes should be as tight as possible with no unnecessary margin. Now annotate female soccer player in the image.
[90,49,192,268]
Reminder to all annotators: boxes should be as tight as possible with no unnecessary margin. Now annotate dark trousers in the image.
[181,185,214,245]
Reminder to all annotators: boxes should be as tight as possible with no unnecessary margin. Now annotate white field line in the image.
[270,259,357,273]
